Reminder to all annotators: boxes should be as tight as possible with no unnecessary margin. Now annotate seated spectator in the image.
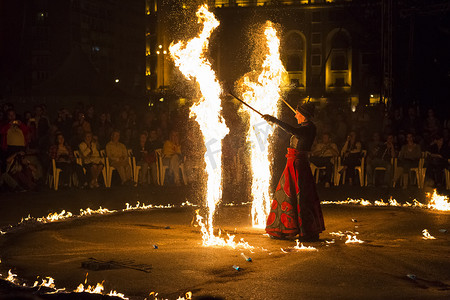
[132,132,157,185]
[340,131,362,185]
[148,128,164,150]
[106,130,132,185]
[310,133,339,187]
[79,132,104,188]
[425,135,449,187]
[394,133,422,188]
[49,133,86,188]
[4,151,38,191]
[366,134,396,187]
[163,130,182,185]
[1,109,28,157]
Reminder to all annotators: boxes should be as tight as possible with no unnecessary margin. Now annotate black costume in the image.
[264,115,325,239]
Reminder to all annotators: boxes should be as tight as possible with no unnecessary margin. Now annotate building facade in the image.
[145,0,384,107]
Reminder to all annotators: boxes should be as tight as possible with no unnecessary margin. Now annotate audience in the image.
[79,131,104,188]
[310,133,339,187]
[163,130,182,186]
[366,133,396,187]
[106,130,132,186]
[49,133,86,188]
[394,133,422,188]
[340,131,362,185]
[0,100,449,192]
[425,135,449,187]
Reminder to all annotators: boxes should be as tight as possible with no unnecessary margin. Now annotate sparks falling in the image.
[239,21,285,228]
[169,5,229,241]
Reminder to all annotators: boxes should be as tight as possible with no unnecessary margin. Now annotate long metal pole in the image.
[228,92,264,117]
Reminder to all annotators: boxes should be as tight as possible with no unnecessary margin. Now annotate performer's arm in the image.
[262,114,298,136]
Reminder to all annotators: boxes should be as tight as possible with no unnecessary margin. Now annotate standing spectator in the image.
[423,108,440,136]
[425,135,449,187]
[79,132,104,188]
[366,134,396,187]
[55,108,73,138]
[402,107,421,134]
[340,131,362,185]
[106,130,132,185]
[116,110,129,134]
[95,112,113,149]
[34,105,50,145]
[162,130,182,185]
[72,112,91,135]
[394,133,422,188]
[310,133,339,187]
[85,105,95,125]
[1,109,28,157]
[49,133,86,188]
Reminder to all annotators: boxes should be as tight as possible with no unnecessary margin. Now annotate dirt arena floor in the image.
[0,186,449,299]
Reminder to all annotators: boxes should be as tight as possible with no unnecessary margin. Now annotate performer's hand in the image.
[263,114,275,123]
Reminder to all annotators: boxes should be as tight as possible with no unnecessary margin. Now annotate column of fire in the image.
[169,5,229,243]
[239,21,285,228]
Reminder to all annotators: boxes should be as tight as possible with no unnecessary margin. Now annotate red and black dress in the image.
[265,118,325,239]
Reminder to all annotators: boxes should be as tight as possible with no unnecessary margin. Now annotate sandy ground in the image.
[0,196,449,299]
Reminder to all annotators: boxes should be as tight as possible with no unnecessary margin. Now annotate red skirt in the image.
[265,148,325,238]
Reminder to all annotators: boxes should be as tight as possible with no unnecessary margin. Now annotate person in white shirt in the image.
[106,130,132,185]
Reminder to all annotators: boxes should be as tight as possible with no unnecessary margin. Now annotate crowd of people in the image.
[310,104,450,188]
[0,102,186,191]
[0,100,449,192]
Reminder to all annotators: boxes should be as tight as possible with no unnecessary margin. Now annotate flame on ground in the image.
[422,229,436,240]
[149,291,192,300]
[427,189,450,211]
[169,5,229,244]
[238,21,285,228]
[320,194,450,210]
[345,235,364,244]
[195,213,254,250]
[293,239,318,251]
[6,269,17,283]
[33,276,56,289]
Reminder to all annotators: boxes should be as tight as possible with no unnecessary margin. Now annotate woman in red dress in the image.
[263,102,325,241]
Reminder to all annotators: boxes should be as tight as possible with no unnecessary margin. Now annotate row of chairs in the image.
[309,151,442,189]
[48,148,187,190]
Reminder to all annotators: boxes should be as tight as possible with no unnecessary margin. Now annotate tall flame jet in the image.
[239,21,285,228]
[170,5,229,241]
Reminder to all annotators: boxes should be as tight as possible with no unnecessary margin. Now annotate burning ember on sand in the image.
[321,190,450,211]
[427,189,450,211]
[329,231,364,244]
[422,229,436,240]
[169,5,233,247]
[281,239,318,253]
[238,21,284,228]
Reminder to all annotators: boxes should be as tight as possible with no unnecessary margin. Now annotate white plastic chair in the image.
[48,159,62,191]
[410,152,426,189]
[155,149,187,185]
[365,157,395,187]
[336,151,366,186]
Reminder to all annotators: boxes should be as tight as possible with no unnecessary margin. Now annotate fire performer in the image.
[262,102,325,241]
